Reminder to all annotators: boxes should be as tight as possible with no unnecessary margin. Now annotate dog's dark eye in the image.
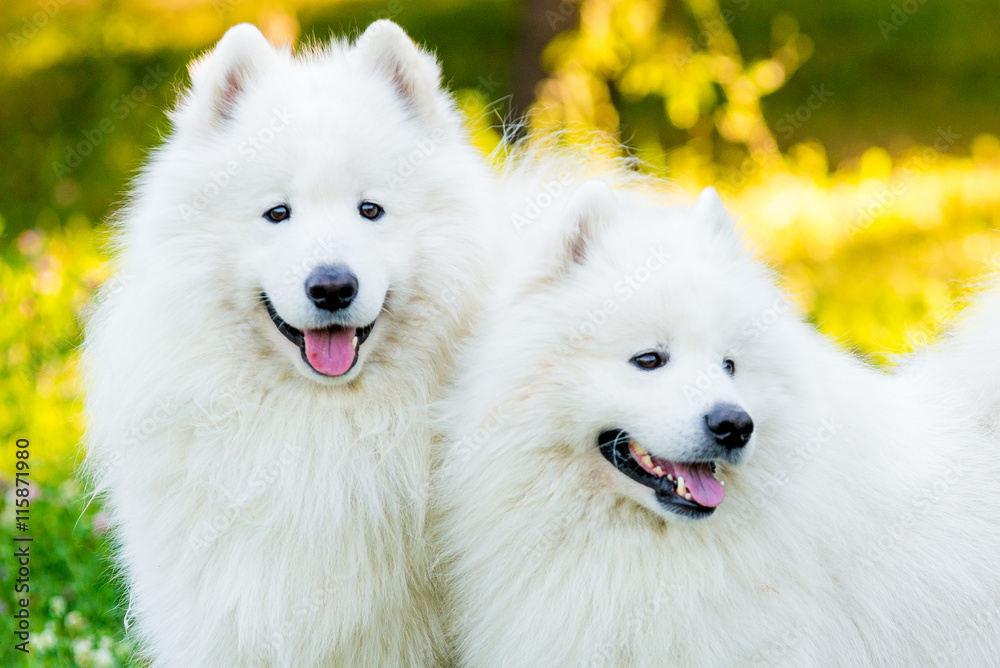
[724,358,736,376]
[631,351,668,370]
[358,201,384,221]
[263,204,291,223]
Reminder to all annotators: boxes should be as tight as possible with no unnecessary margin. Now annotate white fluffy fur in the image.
[83,21,495,667]
[904,280,1000,436]
[435,172,1000,667]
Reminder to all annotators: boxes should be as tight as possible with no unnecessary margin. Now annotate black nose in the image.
[704,403,754,450]
[305,265,358,312]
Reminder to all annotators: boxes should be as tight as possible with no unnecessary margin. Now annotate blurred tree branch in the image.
[529,0,813,166]
[513,0,580,120]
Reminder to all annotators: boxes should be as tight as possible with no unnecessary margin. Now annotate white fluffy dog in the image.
[83,21,494,667]
[435,178,1000,667]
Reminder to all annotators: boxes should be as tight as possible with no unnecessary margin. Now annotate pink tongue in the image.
[674,462,725,508]
[303,327,357,376]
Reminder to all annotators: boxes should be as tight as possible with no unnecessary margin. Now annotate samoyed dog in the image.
[83,21,494,667]
[435,179,1000,667]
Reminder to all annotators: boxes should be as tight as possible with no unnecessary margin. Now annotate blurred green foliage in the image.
[3,0,1000,239]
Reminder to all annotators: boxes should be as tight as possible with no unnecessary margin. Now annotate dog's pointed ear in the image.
[691,187,736,237]
[562,179,618,266]
[354,20,445,121]
[188,24,277,127]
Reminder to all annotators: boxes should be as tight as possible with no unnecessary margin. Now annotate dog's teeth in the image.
[640,455,653,469]
[667,474,674,482]
[720,480,725,486]
[632,442,648,456]
[684,493,692,501]
[351,336,359,349]
[676,476,687,497]
[652,466,664,476]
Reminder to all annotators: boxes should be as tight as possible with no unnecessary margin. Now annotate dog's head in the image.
[489,181,803,522]
[157,22,481,385]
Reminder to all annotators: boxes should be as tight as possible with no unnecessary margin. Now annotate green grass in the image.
[0,478,136,667]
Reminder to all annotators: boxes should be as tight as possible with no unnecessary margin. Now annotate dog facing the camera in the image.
[83,21,494,667]
[435,179,1000,667]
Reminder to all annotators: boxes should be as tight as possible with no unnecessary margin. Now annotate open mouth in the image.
[598,429,725,519]
[261,293,375,377]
